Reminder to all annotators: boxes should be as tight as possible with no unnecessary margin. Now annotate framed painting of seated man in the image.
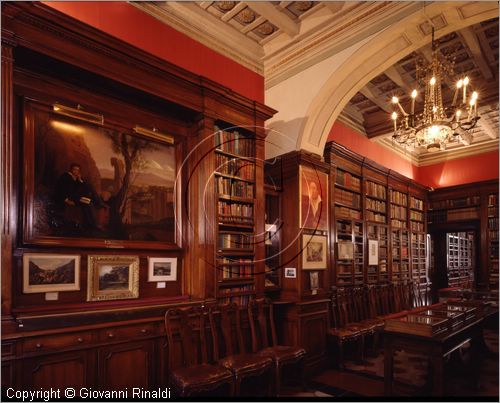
[22,99,180,250]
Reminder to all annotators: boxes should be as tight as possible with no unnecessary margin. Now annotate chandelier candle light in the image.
[390,28,480,152]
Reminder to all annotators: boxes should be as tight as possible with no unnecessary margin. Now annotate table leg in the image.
[431,355,444,396]
[384,337,394,396]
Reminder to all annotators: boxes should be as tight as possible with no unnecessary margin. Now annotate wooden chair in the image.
[208,303,273,396]
[247,298,306,396]
[328,287,369,367]
[164,306,234,397]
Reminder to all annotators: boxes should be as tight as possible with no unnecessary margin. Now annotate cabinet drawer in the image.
[98,323,158,342]
[24,331,93,353]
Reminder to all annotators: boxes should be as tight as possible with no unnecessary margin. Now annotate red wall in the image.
[328,121,499,188]
[43,1,264,103]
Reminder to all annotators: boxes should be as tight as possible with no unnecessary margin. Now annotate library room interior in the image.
[2,1,499,400]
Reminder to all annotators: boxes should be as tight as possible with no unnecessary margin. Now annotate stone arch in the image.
[297,2,498,156]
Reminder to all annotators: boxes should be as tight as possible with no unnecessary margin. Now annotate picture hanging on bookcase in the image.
[337,241,354,260]
[299,166,329,231]
[302,234,327,270]
[368,240,379,265]
[310,271,319,294]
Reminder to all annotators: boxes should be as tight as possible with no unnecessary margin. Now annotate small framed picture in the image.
[302,234,328,270]
[309,271,319,290]
[368,239,379,265]
[337,241,354,260]
[148,257,177,282]
[23,253,80,293]
[87,255,139,301]
[284,267,297,278]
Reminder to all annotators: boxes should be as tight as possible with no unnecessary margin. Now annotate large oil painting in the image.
[24,100,177,248]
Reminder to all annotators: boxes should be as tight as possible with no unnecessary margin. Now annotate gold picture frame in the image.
[87,255,139,301]
[302,234,328,270]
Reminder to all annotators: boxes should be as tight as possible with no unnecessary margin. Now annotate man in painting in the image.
[302,180,324,229]
[54,163,104,232]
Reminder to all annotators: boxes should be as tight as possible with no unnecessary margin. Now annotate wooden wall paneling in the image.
[1,39,15,325]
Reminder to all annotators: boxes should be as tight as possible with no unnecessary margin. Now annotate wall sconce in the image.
[53,103,104,125]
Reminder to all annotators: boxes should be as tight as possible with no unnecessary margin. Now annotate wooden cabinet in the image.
[22,351,93,390]
[97,340,155,390]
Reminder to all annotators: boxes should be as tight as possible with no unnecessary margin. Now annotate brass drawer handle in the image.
[107,333,114,339]
[77,337,84,343]
[36,343,42,349]
[140,329,147,334]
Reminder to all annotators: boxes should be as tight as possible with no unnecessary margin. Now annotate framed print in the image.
[299,165,328,230]
[87,255,139,301]
[368,239,379,265]
[284,267,297,278]
[309,271,319,290]
[302,234,327,270]
[337,241,354,260]
[23,99,179,250]
[148,257,177,282]
[23,253,80,293]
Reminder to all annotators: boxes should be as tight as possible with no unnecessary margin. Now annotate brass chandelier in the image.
[390,28,480,152]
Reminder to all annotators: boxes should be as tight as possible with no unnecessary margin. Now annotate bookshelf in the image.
[264,187,282,291]
[391,228,410,281]
[367,223,389,283]
[365,180,387,224]
[334,168,362,220]
[488,193,499,292]
[335,219,364,286]
[390,189,408,229]
[411,232,427,285]
[215,125,257,305]
[428,196,481,224]
[446,232,474,288]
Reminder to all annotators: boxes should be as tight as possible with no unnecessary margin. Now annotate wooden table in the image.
[383,312,491,396]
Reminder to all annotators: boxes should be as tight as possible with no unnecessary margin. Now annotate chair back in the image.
[248,298,277,352]
[165,306,210,369]
[209,303,246,358]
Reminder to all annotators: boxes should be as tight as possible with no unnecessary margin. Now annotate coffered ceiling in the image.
[133,1,499,164]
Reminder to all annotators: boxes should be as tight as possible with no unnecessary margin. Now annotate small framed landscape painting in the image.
[23,253,80,293]
[148,257,177,282]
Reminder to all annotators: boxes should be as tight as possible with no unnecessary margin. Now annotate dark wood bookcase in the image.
[487,193,499,291]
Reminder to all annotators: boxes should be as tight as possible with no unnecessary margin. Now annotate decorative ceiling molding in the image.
[131,1,264,74]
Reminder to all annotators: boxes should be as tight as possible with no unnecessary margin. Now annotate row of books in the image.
[391,218,407,228]
[220,265,254,278]
[366,211,386,223]
[410,210,423,221]
[366,181,386,199]
[392,231,409,242]
[411,233,425,243]
[391,205,407,220]
[410,197,424,210]
[336,221,352,234]
[335,206,362,220]
[335,188,361,208]
[390,190,407,205]
[216,177,254,198]
[488,194,498,206]
[488,217,498,229]
[488,206,498,217]
[430,196,480,210]
[218,201,253,219]
[218,284,253,295]
[488,230,498,240]
[335,170,361,191]
[447,207,480,221]
[214,128,254,157]
[215,153,254,179]
[218,233,252,249]
[411,221,424,232]
[366,198,386,213]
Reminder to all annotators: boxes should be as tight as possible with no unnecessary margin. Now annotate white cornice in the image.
[131,1,265,75]
[376,136,499,166]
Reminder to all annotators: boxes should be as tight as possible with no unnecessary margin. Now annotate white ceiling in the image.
[133,1,499,164]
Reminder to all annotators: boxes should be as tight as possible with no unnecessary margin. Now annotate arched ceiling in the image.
[133,1,499,164]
